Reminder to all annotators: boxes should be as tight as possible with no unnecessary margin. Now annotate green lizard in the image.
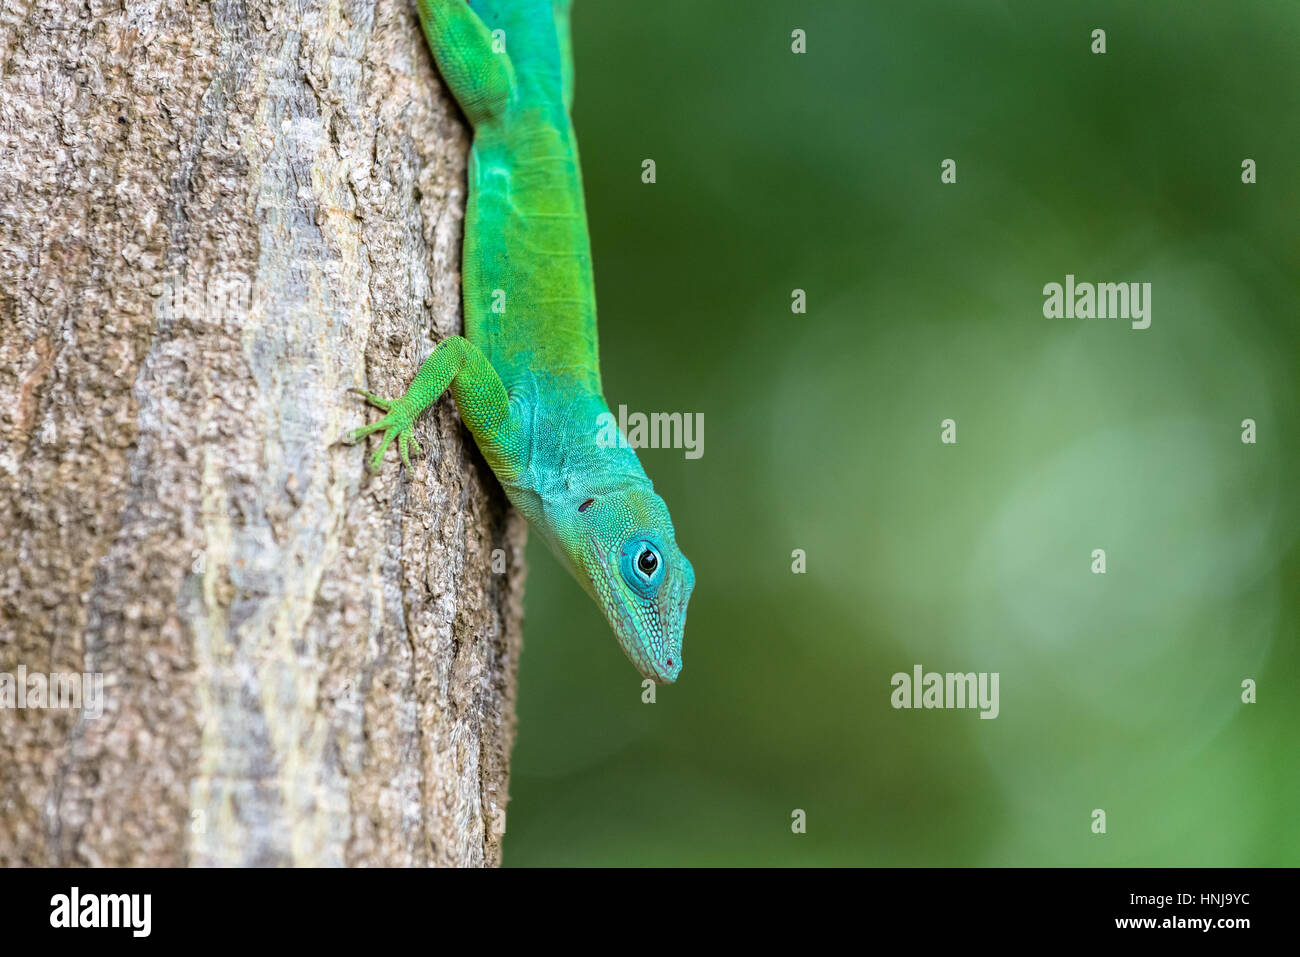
[345,0,695,683]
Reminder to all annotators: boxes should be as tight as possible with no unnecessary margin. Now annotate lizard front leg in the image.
[346,335,524,480]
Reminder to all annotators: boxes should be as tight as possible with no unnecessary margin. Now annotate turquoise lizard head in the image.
[548,479,695,683]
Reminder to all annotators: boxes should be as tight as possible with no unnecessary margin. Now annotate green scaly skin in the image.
[345,0,694,683]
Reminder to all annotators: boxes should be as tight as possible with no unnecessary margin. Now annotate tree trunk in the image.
[0,0,525,866]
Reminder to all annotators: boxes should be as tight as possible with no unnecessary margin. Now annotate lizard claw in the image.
[398,433,423,472]
[347,387,393,412]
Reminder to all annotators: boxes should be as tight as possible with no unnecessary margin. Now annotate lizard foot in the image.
[344,388,424,473]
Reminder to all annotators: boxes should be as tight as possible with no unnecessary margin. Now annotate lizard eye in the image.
[578,498,595,513]
[637,547,659,577]
[621,540,665,596]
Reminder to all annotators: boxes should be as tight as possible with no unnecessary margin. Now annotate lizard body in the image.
[347,0,694,683]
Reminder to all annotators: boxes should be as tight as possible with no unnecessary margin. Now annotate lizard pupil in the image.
[638,549,658,575]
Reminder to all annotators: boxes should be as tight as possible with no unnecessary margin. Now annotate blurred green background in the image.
[504,0,1300,865]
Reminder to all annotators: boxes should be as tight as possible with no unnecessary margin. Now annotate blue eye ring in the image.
[620,539,665,597]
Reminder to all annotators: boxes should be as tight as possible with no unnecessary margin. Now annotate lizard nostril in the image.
[666,659,673,667]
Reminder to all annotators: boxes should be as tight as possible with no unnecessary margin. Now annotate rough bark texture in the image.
[0,0,526,866]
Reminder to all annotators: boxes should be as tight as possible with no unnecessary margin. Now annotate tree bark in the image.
[0,0,525,866]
